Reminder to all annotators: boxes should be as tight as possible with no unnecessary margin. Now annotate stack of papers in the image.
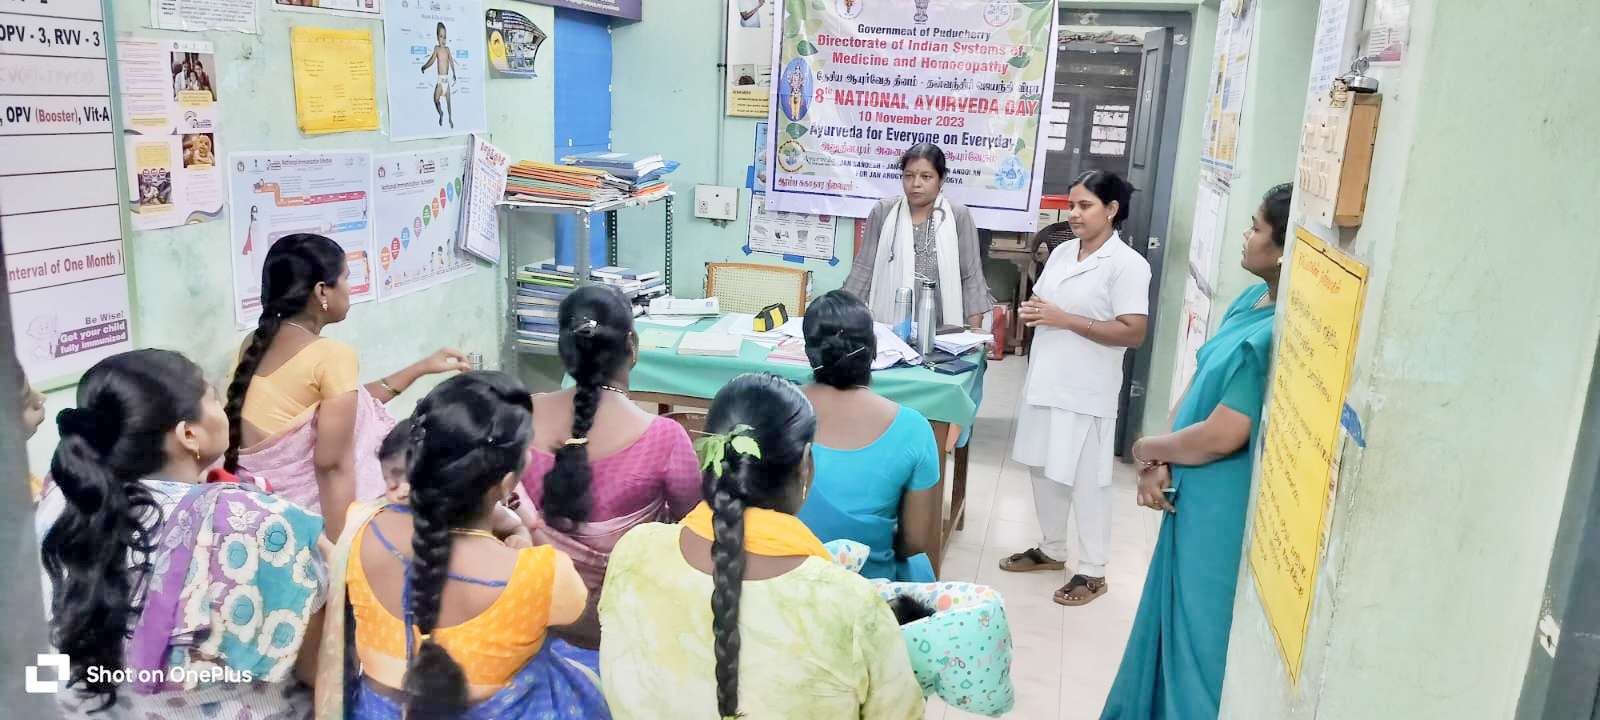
[648,296,720,316]
[677,331,743,358]
[709,313,791,344]
[637,328,682,350]
[638,314,701,328]
[767,337,810,366]
[561,152,678,199]
[934,331,992,356]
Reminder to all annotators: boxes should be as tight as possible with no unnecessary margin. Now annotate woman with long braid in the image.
[324,372,607,720]
[35,349,328,718]
[599,373,924,719]
[513,285,699,649]
[225,234,466,538]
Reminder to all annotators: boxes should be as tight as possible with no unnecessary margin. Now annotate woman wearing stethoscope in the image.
[842,143,993,330]
[1000,170,1151,607]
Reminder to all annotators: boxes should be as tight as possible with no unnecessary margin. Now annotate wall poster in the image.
[486,7,547,78]
[1168,179,1226,405]
[511,0,641,21]
[726,0,776,118]
[290,27,381,135]
[2,0,133,383]
[373,148,476,300]
[151,0,257,34]
[227,151,376,327]
[272,0,384,18]
[385,0,490,141]
[764,0,1060,232]
[119,38,225,230]
[1199,0,1256,180]
[1248,227,1369,681]
[459,134,511,263]
[745,194,836,262]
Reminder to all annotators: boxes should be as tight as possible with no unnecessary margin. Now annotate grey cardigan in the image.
[841,197,994,321]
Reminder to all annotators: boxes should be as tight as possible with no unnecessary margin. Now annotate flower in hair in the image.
[694,424,762,478]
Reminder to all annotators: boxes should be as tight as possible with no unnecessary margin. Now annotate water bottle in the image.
[915,279,938,357]
[467,352,484,372]
[893,287,914,342]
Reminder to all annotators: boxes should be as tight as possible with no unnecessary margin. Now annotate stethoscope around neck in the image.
[887,199,947,264]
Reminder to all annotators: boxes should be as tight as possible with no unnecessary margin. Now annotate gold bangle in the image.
[379,377,400,396]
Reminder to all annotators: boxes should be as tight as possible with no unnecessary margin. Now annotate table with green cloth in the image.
[625,316,984,573]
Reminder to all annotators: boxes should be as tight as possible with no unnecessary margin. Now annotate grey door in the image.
[1115,26,1176,457]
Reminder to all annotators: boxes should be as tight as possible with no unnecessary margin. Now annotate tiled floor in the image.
[925,356,1160,720]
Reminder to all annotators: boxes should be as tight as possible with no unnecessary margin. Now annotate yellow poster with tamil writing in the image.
[1248,227,1368,682]
[290,27,380,135]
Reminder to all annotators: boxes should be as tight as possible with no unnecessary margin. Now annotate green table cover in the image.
[625,316,986,428]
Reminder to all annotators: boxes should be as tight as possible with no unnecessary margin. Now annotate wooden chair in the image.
[663,410,708,438]
[704,262,810,315]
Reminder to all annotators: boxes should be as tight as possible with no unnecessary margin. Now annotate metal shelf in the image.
[499,190,675,373]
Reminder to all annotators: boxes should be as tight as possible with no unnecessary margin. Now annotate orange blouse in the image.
[347,520,555,694]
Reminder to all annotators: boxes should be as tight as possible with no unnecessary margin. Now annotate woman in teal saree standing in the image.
[1101,183,1292,719]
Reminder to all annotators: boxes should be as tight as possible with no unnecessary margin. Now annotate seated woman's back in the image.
[348,506,584,698]
[519,286,700,650]
[797,290,943,581]
[600,524,922,719]
[598,373,924,720]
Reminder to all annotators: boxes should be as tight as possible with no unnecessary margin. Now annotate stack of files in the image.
[514,260,578,349]
[561,152,678,198]
[933,330,992,356]
[766,337,810,366]
[677,331,744,358]
[504,160,627,207]
[591,266,665,297]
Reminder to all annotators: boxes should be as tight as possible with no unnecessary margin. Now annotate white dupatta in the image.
[868,195,964,325]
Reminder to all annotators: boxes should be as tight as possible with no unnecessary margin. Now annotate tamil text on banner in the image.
[227,151,377,328]
[1248,227,1368,681]
[726,0,777,118]
[764,0,1059,232]
[119,38,226,230]
[2,0,134,383]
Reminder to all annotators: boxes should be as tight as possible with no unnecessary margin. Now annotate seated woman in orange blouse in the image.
[319,372,608,720]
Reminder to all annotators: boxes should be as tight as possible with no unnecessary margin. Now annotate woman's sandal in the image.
[1053,575,1107,606]
[998,547,1066,573]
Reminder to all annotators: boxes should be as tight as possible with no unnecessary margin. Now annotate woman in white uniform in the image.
[1000,170,1151,607]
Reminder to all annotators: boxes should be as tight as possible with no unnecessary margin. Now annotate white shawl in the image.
[868,195,964,325]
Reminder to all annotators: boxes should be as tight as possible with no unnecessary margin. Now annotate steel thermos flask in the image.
[915,279,937,356]
[893,287,914,342]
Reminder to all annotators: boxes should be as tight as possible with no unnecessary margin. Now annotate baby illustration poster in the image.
[385,0,488,141]
[373,147,476,301]
[227,150,376,328]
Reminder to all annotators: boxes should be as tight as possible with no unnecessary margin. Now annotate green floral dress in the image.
[598,523,925,719]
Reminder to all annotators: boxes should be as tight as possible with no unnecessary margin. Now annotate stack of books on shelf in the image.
[504,160,628,207]
[514,260,578,349]
[561,152,678,199]
[591,266,669,315]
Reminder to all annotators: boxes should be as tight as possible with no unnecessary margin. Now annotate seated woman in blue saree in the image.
[1101,184,1293,719]
[796,290,941,582]
[314,372,608,720]
[36,349,327,719]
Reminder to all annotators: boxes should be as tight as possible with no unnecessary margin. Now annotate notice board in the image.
[1248,227,1368,681]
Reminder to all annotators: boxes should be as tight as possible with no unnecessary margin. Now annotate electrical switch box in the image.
[1298,91,1381,228]
[694,185,738,221]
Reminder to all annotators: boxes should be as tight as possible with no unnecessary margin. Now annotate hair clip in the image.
[811,345,867,370]
[573,318,599,335]
[563,437,589,447]
[417,632,432,642]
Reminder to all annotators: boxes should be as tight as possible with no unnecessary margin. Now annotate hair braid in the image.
[401,477,468,719]
[708,478,749,718]
[223,315,280,471]
[543,285,634,524]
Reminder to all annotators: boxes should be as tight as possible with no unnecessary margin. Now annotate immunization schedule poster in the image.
[765,0,1059,231]
[373,147,476,300]
[227,150,376,327]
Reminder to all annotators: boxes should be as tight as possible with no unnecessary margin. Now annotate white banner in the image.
[764,0,1059,231]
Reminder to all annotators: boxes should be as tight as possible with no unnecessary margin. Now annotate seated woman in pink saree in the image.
[224,233,467,538]
[514,286,701,649]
